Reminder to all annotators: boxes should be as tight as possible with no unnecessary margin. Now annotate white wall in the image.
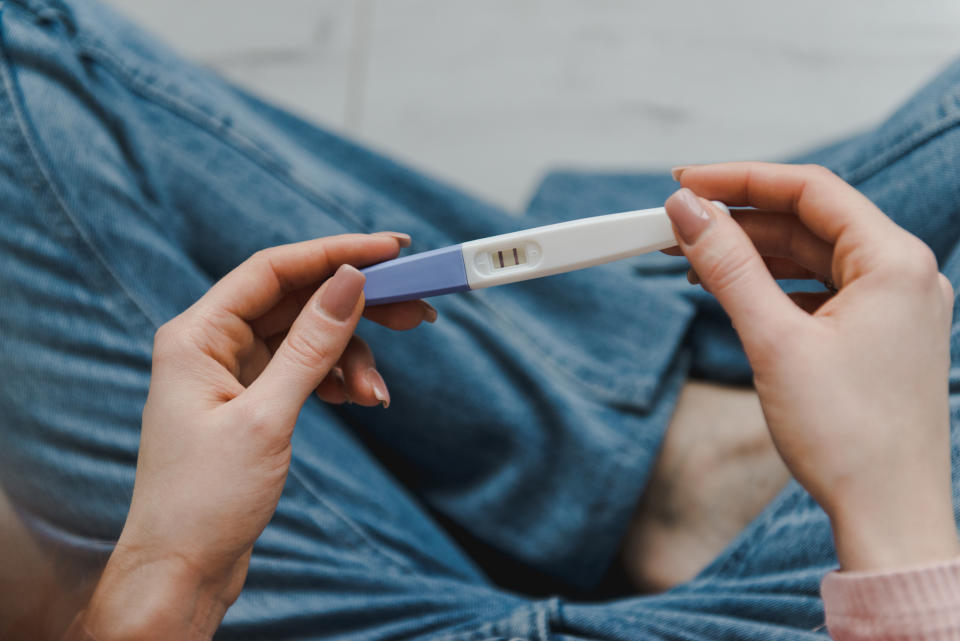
[107,0,960,211]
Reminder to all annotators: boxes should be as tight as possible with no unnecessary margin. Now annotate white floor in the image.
[107,0,960,212]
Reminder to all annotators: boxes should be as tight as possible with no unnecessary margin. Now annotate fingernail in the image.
[333,366,351,403]
[687,269,700,285]
[420,301,438,323]
[318,264,366,321]
[666,188,713,245]
[365,368,390,408]
[710,200,730,215]
[671,165,696,182]
[374,231,412,248]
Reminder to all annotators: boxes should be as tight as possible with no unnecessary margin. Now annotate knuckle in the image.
[248,247,273,264]
[699,246,756,294]
[234,398,280,442]
[152,320,183,355]
[281,329,337,371]
[244,247,282,278]
[938,273,955,303]
[246,246,296,292]
[896,241,939,285]
[245,249,273,276]
[803,163,837,181]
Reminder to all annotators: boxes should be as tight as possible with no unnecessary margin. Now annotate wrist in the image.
[78,548,236,641]
[828,489,960,572]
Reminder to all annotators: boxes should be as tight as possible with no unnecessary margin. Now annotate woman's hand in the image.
[72,233,432,641]
[664,163,960,572]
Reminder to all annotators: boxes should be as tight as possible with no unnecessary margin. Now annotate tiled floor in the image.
[107,1,960,211]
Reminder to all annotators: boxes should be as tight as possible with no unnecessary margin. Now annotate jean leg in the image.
[0,0,699,604]
[516,55,960,638]
[796,59,960,262]
[0,5,554,638]
[485,51,960,641]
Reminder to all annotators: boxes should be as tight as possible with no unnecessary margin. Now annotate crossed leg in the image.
[2,1,960,640]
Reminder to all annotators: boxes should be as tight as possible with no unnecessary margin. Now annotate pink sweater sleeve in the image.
[820,557,960,641]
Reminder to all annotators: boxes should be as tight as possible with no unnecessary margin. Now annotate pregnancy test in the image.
[361,206,678,306]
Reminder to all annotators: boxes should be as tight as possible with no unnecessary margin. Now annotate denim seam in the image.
[532,600,549,641]
[286,461,422,579]
[549,598,566,640]
[606,597,825,636]
[623,610,796,639]
[540,598,561,641]
[458,291,695,410]
[0,5,162,329]
[454,299,644,410]
[841,108,960,187]
[470,297,656,405]
[67,33,370,232]
[432,624,499,641]
[435,601,554,641]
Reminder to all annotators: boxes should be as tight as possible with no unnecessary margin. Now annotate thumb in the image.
[248,264,366,414]
[665,188,803,352]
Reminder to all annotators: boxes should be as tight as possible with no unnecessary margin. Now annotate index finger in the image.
[196,234,402,321]
[674,162,897,246]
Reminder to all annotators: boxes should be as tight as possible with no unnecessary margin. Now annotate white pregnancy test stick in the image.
[361,206,679,306]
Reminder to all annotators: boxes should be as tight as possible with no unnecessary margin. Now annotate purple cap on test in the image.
[361,244,470,306]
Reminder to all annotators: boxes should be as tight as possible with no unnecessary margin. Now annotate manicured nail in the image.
[420,301,438,323]
[671,165,696,181]
[666,188,713,245]
[333,367,352,403]
[318,264,366,321]
[710,200,730,215]
[365,368,390,408]
[687,268,700,285]
[374,231,412,248]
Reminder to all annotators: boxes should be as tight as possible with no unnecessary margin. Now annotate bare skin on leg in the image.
[621,380,791,593]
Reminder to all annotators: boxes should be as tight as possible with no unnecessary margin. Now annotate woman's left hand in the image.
[663,164,959,573]
[72,233,431,641]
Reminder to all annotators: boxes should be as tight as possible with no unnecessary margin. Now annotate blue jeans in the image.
[0,1,958,639]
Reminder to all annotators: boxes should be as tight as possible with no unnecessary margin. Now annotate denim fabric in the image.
[0,1,958,639]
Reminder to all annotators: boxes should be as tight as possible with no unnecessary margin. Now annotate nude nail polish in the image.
[365,368,390,408]
[665,188,713,245]
[373,231,412,248]
[671,165,696,181]
[420,301,438,323]
[332,367,351,403]
[318,264,365,321]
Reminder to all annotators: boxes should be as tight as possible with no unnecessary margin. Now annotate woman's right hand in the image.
[664,162,960,572]
[70,232,433,641]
